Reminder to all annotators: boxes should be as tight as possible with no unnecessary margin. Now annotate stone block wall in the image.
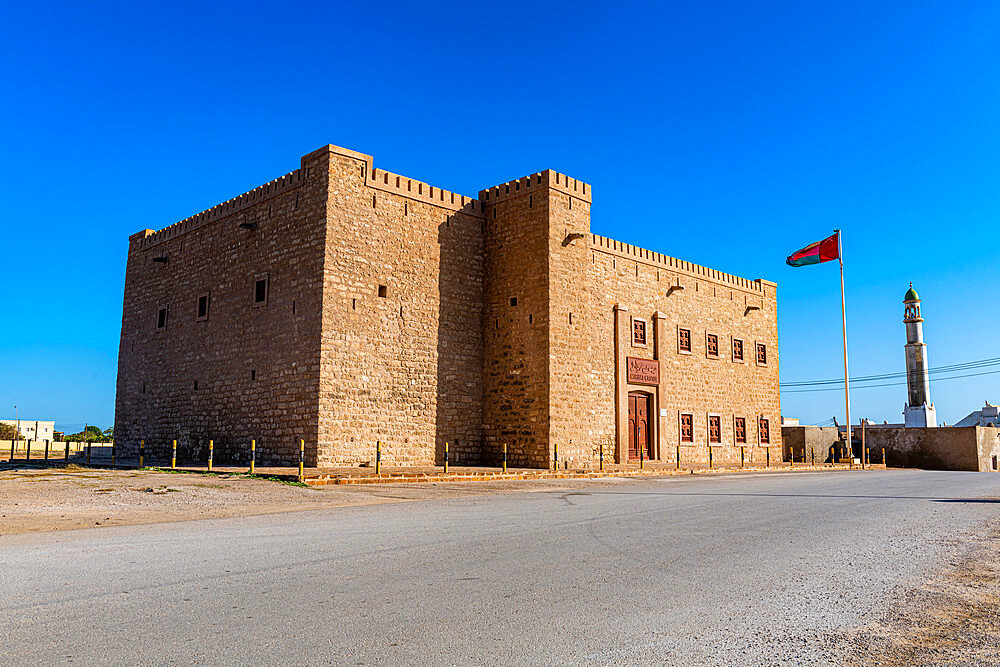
[316,145,485,466]
[114,152,329,465]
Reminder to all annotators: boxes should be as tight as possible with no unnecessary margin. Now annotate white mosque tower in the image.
[903,283,937,427]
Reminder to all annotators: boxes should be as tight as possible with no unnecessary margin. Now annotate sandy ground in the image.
[0,464,642,535]
[844,516,1000,666]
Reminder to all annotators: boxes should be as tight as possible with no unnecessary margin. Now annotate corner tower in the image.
[479,171,592,468]
[903,283,937,427]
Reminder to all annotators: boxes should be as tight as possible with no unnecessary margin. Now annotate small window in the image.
[706,334,719,357]
[678,328,691,353]
[156,306,168,331]
[680,413,694,443]
[632,319,647,346]
[709,415,721,443]
[196,292,210,321]
[510,297,518,307]
[254,277,269,306]
[759,418,770,444]
[735,417,747,443]
[756,343,767,365]
[733,338,744,362]
[378,285,387,298]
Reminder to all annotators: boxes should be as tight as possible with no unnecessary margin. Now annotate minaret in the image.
[902,283,937,427]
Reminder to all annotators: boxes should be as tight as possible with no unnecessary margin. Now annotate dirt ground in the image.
[844,517,1000,667]
[0,464,640,535]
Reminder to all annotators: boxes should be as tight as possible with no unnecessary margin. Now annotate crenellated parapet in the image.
[590,233,768,295]
[478,169,591,206]
[369,167,484,218]
[134,169,306,251]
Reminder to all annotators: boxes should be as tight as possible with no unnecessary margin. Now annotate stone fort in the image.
[114,144,781,468]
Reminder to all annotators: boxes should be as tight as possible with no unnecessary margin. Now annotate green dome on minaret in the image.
[904,283,919,302]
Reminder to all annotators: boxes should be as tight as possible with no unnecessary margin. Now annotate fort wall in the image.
[114,151,329,465]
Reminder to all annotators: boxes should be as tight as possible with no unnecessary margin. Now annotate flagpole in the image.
[837,229,851,457]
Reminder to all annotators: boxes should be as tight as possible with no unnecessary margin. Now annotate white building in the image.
[0,419,56,442]
[954,402,1000,427]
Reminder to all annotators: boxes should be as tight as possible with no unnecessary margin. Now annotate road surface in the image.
[2,469,999,665]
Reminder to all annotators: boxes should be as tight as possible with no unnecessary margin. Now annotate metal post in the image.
[861,421,867,469]
[64,438,69,462]
[503,443,507,473]
[43,439,49,461]
[882,447,886,467]
[676,445,681,470]
[708,446,712,469]
[640,444,644,470]
[375,441,381,475]
[811,449,815,465]
[444,442,448,473]
[86,441,91,465]
[9,438,14,462]
[741,446,745,468]
[172,440,177,469]
[766,448,770,467]
[111,441,116,467]
[553,442,558,472]
[298,439,305,482]
[139,440,145,468]
[599,442,604,471]
[836,229,852,458]
[249,439,255,474]
[790,446,793,468]
[26,439,31,462]
[207,439,213,472]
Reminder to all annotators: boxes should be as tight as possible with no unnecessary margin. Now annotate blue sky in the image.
[2,1,998,432]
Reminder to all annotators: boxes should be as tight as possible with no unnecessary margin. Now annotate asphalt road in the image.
[2,469,999,665]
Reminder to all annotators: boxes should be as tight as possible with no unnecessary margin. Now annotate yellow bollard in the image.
[741,446,745,468]
[708,446,713,469]
[676,445,681,470]
[298,439,305,482]
[766,448,770,467]
[375,441,381,475]
[249,439,255,474]
[171,440,177,469]
[444,441,448,473]
[639,445,644,470]
[599,441,604,471]
[207,439,213,472]
[503,443,507,473]
[553,442,558,472]
[882,447,886,467]
[139,440,145,468]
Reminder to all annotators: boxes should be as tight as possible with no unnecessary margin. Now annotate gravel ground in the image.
[0,464,683,535]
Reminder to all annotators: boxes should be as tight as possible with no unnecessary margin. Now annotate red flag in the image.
[786,233,839,267]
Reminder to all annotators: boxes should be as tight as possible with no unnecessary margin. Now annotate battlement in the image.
[134,168,306,251]
[478,169,591,206]
[369,166,484,218]
[590,234,769,294]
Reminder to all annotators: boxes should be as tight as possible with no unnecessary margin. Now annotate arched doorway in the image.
[628,392,653,460]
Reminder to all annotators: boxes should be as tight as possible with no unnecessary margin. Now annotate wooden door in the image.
[628,392,652,460]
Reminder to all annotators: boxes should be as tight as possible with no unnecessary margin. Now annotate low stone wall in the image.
[862,426,1000,472]
[781,426,846,464]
